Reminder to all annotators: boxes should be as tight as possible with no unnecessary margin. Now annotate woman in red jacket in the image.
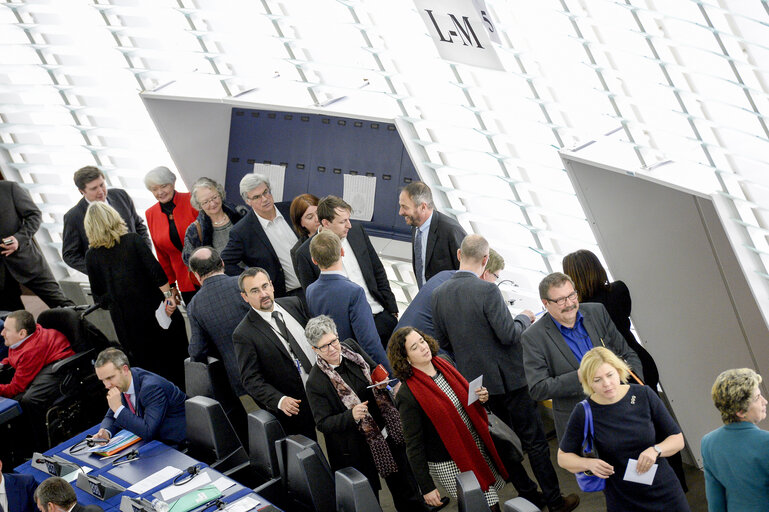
[144,166,198,304]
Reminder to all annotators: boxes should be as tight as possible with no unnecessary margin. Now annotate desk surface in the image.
[0,396,21,424]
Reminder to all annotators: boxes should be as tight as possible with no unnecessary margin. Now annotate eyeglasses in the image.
[315,337,340,354]
[248,188,272,202]
[545,291,578,306]
[199,195,221,207]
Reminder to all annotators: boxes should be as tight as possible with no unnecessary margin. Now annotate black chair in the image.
[503,497,541,512]
[185,396,249,476]
[184,356,246,445]
[275,435,334,512]
[456,471,492,512]
[335,467,382,512]
[247,409,284,502]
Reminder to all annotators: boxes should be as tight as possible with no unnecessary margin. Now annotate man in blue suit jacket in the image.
[305,231,393,377]
[1,459,36,512]
[93,348,186,446]
[187,246,250,397]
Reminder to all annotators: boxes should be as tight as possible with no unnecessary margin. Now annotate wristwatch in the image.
[163,290,173,298]
[652,445,662,456]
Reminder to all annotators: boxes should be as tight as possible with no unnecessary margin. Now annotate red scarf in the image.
[407,356,508,490]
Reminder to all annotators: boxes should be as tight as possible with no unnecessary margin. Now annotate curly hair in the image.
[711,368,763,424]
[387,326,440,381]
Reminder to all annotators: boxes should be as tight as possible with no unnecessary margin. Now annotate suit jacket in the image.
[294,223,397,314]
[145,191,198,292]
[72,504,105,512]
[412,210,465,285]
[431,271,531,395]
[187,273,250,397]
[100,367,187,445]
[62,188,150,274]
[521,302,643,439]
[221,202,294,296]
[232,297,315,437]
[4,472,36,512]
[395,270,455,338]
[306,273,393,376]
[0,181,57,283]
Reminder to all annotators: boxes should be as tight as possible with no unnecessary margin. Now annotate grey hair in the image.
[239,173,270,201]
[402,181,435,210]
[95,347,131,370]
[190,177,226,209]
[144,166,177,189]
[460,234,489,262]
[305,315,338,347]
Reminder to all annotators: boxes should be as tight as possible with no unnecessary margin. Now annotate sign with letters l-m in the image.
[414,0,505,71]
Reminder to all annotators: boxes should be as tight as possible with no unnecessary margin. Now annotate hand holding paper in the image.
[467,375,483,406]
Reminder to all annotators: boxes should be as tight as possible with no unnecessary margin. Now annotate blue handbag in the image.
[575,399,606,492]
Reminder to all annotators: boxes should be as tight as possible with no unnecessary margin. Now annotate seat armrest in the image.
[50,349,94,373]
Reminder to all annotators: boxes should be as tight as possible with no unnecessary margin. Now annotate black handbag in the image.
[487,411,524,476]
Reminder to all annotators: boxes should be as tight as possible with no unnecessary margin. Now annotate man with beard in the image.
[522,272,644,440]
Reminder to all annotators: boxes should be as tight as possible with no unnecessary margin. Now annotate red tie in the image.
[124,392,136,414]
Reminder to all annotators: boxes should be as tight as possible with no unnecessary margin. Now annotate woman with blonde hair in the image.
[85,201,188,389]
[557,347,689,511]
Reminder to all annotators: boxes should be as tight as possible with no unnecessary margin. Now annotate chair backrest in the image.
[456,471,492,512]
[335,467,382,512]
[248,409,285,478]
[37,308,89,353]
[184,396,248,474]
[184,357,246,444]
[503,497,541,512]
[275,435,334,512]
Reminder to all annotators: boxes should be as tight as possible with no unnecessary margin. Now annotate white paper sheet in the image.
[253,163,286,202]
[127,466,183,494]
[343,174,376,221]
[159,471,212,501]
[211,476,236,493]
[225,495,261,512]
[623,458,658,485]
[467,375,483,406]
[155,302,172,329]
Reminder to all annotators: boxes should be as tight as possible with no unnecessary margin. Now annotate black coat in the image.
[63,188,150,274]
[294,222,397,314]
[412,210,466,284]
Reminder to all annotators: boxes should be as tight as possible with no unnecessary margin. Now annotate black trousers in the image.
[18,363,66,451]
[487,386,563,508]
[384,441,428,512]
[0,262,74,311]
[374,310,398,350]
[276,402,317,441]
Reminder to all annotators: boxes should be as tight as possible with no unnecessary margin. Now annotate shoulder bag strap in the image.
[581,399,595,455]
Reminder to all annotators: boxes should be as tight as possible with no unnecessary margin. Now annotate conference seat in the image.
[247,409,285,502]
[503,497,541,512]
[335,467,382,512]
[275,435,334,512]
[185,395,249,476]
[456,471,492,512]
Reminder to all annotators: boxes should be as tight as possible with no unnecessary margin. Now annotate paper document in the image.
[155,302,172,329]
[159,471,212,501]
[623,458,658,485]
[211,476,236,493]
[343,174,376,221]
[253,163,286,202]
[226,495,261,512]
[128,466,182,494]
[467,375,483,406]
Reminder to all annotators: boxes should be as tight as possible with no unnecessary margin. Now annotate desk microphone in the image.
[111,449,140,466]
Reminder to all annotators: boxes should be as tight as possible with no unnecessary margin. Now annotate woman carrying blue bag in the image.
[557,347,689,511]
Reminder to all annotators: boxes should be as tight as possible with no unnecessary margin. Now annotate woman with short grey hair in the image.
[143,166,198,304]
[182,176,246,266]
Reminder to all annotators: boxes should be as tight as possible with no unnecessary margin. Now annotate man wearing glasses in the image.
[221,173,302,298]
[522,272,644,441]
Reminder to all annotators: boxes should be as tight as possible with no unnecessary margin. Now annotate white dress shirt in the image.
[256,208,300,291]
[113,378,137,420]
[253,303,316,383]
[340,238,384,315]
[416,212,433,284]
[0,475,8,512]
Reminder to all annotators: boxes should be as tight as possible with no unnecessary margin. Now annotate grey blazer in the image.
[521,302,643,439]
[0,181,52,283]
[431,271,532,395]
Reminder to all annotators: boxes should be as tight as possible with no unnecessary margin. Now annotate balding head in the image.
[457,234,490,276]
[189,246,224,281]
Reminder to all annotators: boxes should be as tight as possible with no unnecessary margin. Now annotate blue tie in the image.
[414,228,425,288]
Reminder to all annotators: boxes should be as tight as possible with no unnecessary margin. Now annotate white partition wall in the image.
[560,148,769,467]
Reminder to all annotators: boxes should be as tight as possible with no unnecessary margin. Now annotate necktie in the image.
[124,392,137,414]
[414,227,425,288]
[272,311,312,373]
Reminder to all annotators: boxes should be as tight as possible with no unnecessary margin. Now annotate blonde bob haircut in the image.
[711,368,763,424]
[84,201,128,249]
[578,346,630,396]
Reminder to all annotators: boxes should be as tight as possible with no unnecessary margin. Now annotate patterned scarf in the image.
[315,343,405,477]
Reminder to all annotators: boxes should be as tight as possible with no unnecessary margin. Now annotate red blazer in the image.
[145,191,198,292]
[0,325,75,397]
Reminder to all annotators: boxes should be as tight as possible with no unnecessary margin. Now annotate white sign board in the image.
[253,163,286,202]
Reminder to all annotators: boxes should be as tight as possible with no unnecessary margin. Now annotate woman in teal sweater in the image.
[701,368,769,511]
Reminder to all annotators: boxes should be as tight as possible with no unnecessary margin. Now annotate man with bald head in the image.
[431,234,579,512]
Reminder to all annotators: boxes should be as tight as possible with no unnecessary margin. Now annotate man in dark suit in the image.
[394,270,454,339]
[62,166,150,274]
[522,272,643,440]
[0,459,36,512]
[187,246,249,398]
[232,267,316,439]
[34,477,104,512]
[398,182,465,288]
[92,348,187,446]
[221,173,301,298]
[305,231,394,377]
[0,181,73,310]
[432,235,578,512]
[295,196,398,348]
